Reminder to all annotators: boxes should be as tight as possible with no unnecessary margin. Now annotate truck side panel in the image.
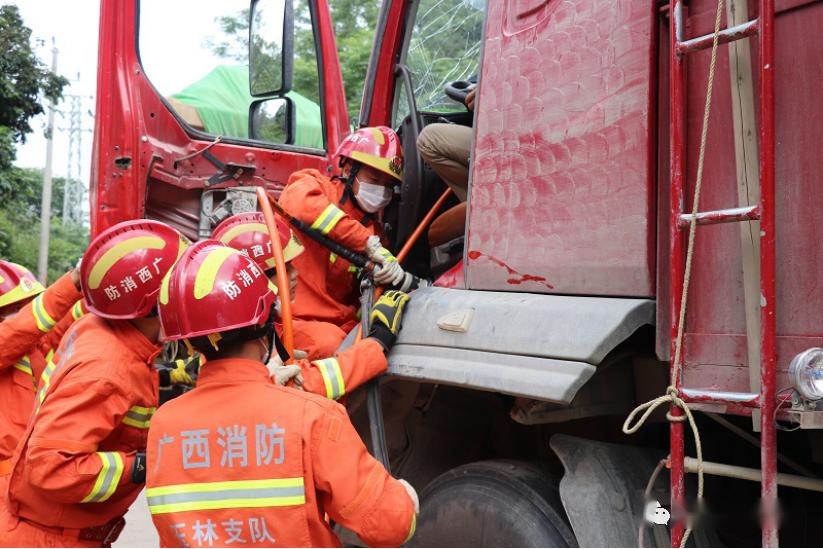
[466,0,657,297]
[671,0,823,392]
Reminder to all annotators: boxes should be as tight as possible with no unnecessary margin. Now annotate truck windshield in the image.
[397,0,486,120]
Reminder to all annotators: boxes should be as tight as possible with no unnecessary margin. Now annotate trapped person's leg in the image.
[417,123,473,202]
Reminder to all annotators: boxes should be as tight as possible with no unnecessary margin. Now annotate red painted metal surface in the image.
[668,2,687,544]
[758,0,778,545]
[360,0,409,127]
[465,0,656,296]
[668,0,788,544]
[90,0,349,240]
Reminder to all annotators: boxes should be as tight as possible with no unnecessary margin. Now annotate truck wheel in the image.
[406,460,577,547]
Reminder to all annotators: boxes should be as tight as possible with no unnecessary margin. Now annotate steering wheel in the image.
[444,76,478,106]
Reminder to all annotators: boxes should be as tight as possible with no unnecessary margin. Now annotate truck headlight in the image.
[789,348,823,401]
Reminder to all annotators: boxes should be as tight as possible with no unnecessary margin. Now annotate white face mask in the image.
[354,179,393,213]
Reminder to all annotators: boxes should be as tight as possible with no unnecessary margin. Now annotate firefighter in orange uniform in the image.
[212,212,402,399]
[147,240,418,547]
[0,261,83,467]
[279,126,417,358]
[0,220,186,547]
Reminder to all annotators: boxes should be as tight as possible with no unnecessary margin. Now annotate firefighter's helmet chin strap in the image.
[335,159,360,207]
[204,304,288,361]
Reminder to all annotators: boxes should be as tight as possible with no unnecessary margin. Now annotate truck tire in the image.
[406,460,577,548]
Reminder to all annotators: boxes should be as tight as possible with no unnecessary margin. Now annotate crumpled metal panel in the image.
[467,0,655,296]
[393,287,654,364]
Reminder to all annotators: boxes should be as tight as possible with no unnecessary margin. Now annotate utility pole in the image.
[37,38,58,284]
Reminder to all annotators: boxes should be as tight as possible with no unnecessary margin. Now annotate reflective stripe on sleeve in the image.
[13,356,33,377]
[32,294,56,333]
[122,405,156,429]
[35,360,57,409]
[310,204,345,235]
[405,514,417,544]
[146,478,306,515]
[312,358,345,400]
[81,452,125,503]
[71,300,85,321]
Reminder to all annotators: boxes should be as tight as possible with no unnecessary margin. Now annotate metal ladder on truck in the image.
[668,0,777,546]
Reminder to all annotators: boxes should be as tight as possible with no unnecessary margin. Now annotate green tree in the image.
[0,4,69,170]
[0,167,88,283]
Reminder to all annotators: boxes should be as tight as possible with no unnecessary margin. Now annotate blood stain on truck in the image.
[467,250,553,289]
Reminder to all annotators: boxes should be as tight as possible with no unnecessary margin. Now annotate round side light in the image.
[789,348,823,401]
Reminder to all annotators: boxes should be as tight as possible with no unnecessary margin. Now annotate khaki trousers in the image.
[417,123,472,202]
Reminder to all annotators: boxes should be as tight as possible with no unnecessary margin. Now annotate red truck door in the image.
[90,0,349,240]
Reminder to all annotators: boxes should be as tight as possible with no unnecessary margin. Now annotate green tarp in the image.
[171,65,323,149]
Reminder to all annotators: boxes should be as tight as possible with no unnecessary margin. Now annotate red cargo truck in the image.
[91,0,823,546]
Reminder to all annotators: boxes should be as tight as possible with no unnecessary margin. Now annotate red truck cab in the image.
[92,1,823,546]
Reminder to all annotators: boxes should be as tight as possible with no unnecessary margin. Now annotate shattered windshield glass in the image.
[400,0,486,116]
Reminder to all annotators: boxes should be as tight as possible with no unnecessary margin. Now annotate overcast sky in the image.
[11,0,248,186]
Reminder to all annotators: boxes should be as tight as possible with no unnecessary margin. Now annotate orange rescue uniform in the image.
[146,358,415,548]
[0,314,160,547]
[0,273,83,464]
[279,169,379,357]
[294,337,386,400]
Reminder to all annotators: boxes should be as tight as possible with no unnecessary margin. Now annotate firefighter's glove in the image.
[399,479,420,514]
[368,290,411,352]
[157,356,199,388]
[366,235,406,287]
[266,354,305,388]
[389,273,429,293]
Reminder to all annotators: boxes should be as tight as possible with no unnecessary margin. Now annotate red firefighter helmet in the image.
[81,220,188,319]
[158,240,277,341]
[335,126,404,181]
[0,261,45,314]
[211,212,304,270]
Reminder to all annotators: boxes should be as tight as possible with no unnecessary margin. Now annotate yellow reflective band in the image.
[368,127,386,145]
[329,253,337,264]
[405,514,417,544]
[146,478,306,515]
[44,349,54,363]
[13,356,33,378]
[159,269,172,305]
[31,294,56,333]
[310,204,345,235]
[81,452,124,503]
[313,358,345,400]
[350,150,403,180]
[71,300,85,321]
[122,405,156,429]
[0,275,4,284]
[88,236,166,290]
[218,223,269,245]
[194,247,237,300]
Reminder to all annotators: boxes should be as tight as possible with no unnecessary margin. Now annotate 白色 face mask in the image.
[354,179,393,213]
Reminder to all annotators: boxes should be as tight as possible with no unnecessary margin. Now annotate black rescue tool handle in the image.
[265,193,377,272]
[266,192,426,291]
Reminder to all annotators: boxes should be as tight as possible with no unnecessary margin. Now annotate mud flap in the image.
[550,434,666,548]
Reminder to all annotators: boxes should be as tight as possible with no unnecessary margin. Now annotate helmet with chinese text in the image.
[0,260,45,315]
[158,240,277,342]
[81,220,188,319]
[335,126,404,181]
[211,212,304,271]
